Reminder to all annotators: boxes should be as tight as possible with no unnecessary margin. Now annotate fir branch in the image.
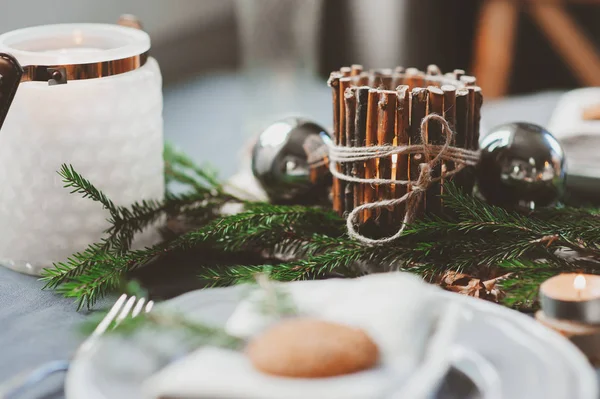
[58,164,118,213]
[50,157,600,311]
[200,184,600,292]
[106,192,223,251]
[164,142,223,192]
[174,204,344,252]
[202,237,364,287]
[41,241,112,289]
[41,189,228,295]
[44,162,240,308]
[52,247,165,310]
[497,260,564,309]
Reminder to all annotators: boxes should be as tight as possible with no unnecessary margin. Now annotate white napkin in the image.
[143,273,457,399]
[547,88,600,140]
[547,88,600,176]
[143,347,400,399]
[226,273,438,366]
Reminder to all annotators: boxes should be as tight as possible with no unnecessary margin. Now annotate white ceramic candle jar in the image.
[0,24,164,275]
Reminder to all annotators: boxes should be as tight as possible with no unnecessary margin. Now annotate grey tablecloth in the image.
[0,75,589,398]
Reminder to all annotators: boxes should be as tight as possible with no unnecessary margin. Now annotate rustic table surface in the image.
[0,74,594,398]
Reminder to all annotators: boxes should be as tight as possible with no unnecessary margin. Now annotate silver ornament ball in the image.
[477,122,566,210]
[251,117,332,204]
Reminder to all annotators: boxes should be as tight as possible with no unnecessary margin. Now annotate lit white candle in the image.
[540,273,600,303]
[538,273,600,363]
[575,274,587,299]
[0,24,164,276]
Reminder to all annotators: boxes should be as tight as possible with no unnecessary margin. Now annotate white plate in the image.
[65,286,597,399]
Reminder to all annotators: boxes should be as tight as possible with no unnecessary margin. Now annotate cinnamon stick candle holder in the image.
[328,64,483,233]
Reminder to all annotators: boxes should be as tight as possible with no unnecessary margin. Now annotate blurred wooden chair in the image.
[472,0,600,98]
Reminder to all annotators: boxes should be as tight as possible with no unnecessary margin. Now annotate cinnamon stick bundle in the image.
[460,75,477,87]
[357,72,370,86]
[394,85,410,223]
[472,87,483,150]
[338,76,352,214]
[427,64,442,76]
[463,86,477,194]
[351,64,363,76]
[391,66,405,89]
[328,72,342,213]
[371,69,393,89]
[363,89,379,222]
[405,68,425,90]
[453,69,465,80]
[351,65,364,86]
[327,65,482,228]
[442,85,457,198]
[377,90,397,222]
[426,86,444,214]
[353,87,369,219]
[344,87,357,213]
[454,88,469,150]
[453,88,469,192]
[409,88,429,216]
[425,64,442,87]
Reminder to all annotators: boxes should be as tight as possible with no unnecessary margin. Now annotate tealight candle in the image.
[539,273,600,323]
[0,23,164,276]
[537,273,600,363]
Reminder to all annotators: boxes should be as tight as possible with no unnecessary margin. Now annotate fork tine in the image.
[0,294,153,398]
[115,296,137,326]
[90,294,128,340]
[145,300,154,313]
[131,297,146,318]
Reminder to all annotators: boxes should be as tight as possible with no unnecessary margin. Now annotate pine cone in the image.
[438,271,509,303]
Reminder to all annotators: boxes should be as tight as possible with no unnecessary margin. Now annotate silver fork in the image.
[0,294,154,399]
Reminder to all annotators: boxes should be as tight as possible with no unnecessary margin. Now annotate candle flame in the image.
[574,274,586,291]
[391,154,398,165]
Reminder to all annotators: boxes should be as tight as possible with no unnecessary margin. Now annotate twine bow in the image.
[322,113,480,245]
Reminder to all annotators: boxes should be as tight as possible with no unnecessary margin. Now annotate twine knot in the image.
[413,163,432,192]
[317,113,480,245]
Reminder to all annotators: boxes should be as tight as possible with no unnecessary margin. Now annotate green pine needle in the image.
[45,150,600,312]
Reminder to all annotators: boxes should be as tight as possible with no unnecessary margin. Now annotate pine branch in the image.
[106,192,224,251]
[58,164,118,213]
[41,241,111,289]
[164,142,224,193]
[200,184,600,293]
[174,204,344,252]
[50,156,600,311]
[44,203,338,308]
[44,162,241,308]
[202,236,364,287]
[59,163,209,250]
[52,247,165,310]
[41,188,229,295]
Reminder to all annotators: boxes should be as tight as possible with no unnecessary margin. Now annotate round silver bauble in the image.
[251,117,332,204]
[477,122,566,210]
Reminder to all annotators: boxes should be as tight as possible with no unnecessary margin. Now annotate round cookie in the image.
[245,318,379,378]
